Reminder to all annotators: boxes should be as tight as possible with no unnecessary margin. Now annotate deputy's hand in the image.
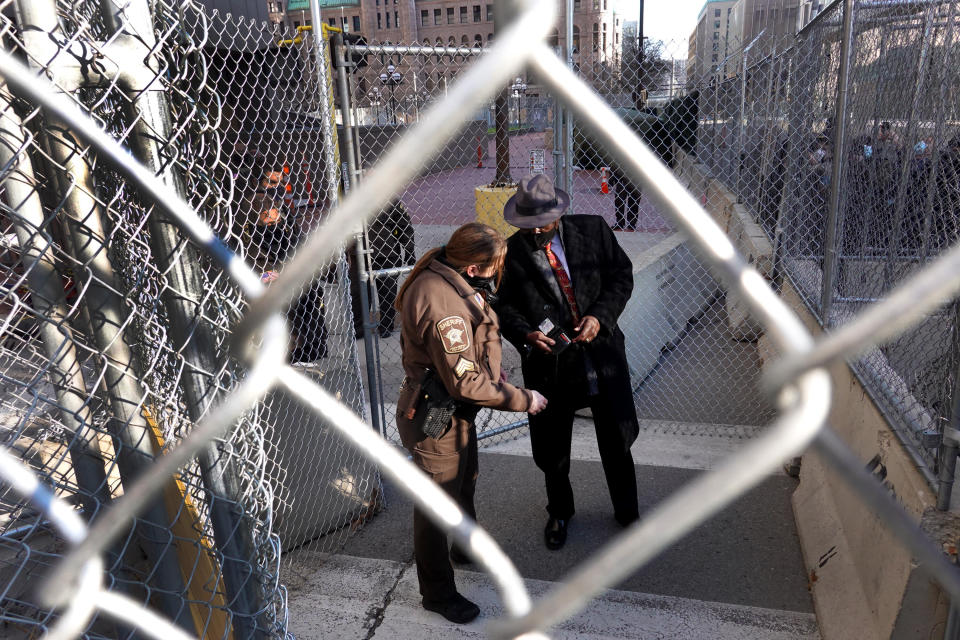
[573,315,600,343]
[525,330,555,353]
[528,390,548,415]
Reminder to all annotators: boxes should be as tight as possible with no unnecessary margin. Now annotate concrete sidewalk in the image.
[286,419,818,638]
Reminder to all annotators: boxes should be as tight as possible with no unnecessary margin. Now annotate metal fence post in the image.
[883,9,934,289]
[96,1,268,634]
[0,84,113,518]
[820,0,857,324]
[334,35,385,437]
[938,302,960,510]
[564,0,574,205]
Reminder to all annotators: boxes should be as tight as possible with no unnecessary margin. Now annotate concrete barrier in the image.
[672,147,958,640]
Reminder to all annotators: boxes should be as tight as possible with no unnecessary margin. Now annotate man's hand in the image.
[525,330,556,353]
[572,315,600,343]
[528,390,548,415]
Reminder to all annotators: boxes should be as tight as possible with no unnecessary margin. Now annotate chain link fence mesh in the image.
[347,38,776,447]
[0,2,377,637]
[686,0,960,477]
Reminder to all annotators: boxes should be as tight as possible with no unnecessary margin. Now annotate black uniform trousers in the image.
[609,168,641,231]
[410,412,478,600]
[528,393,639,525]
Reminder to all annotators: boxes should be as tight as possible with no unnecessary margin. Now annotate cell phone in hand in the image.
[538,318,572,354]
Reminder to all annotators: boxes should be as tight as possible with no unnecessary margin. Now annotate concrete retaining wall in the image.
[672,148,953,640]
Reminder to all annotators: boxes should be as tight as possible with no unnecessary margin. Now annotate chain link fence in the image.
[346,38,776,448]
[4,0,960,637]
[685,0,960,485]
[0,2,377,637]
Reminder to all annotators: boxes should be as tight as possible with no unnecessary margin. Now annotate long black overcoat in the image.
[495,215,639,442]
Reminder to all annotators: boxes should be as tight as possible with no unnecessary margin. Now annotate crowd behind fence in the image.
[691,0,960,491]
[1,0,960,638]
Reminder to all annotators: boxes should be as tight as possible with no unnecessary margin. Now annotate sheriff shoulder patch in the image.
[437,316,470,353]
[453,356,476,378]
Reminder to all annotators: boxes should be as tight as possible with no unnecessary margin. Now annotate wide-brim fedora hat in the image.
[503,174,570,229]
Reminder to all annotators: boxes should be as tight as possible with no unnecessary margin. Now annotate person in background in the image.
[494,174,641,551]
[395,222,548,624]
[350,199,415,339]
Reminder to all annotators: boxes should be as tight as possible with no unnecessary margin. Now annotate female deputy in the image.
[395,222,547,624]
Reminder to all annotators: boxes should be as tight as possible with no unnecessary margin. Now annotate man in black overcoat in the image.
[494,174,640,550]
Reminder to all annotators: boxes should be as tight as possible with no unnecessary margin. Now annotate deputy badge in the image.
[437,316,470,353]
[453,356,476,379]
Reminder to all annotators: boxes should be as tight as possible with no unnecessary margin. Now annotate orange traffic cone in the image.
[600,167,610,194]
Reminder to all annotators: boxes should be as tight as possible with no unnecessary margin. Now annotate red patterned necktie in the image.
[544,241,581,323]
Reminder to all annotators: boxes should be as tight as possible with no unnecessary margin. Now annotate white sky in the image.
[615,0,704,49]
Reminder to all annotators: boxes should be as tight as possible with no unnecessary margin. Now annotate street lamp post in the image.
[367,89,382,125]
[379,64,403,125]
[510,77,527,131]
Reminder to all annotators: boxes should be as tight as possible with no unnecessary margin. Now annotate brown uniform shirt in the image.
[397,259,532,445]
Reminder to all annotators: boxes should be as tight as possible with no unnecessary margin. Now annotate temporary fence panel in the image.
[685,0,960,488]
[0,2,376,638]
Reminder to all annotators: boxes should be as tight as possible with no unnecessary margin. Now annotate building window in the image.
[713,31,719,39]
[573,25,580,51]
[460,6,468,23]
[712,42,719,51]
[327,17,335,26]
[462,34,469,45]
[593,0,599,10]
[434,8,441,24]
[353,15,360,31]
[395,11,399,27]
[574,0,581,9]
[474,33,482,46]
[592,23,598,51]
[714,8,720,16]
[294,20,300,28]
[377,13,382,28]
[386,11,390,27]
[421,9,428,25]
[488,32,493,42]
[603,0,606,9]
[602,22,606,51]
[486,3,493,20]
[712,53,718,62]
[447,7,454,23]
[342,16,348,30]
[714,20,720,28]
[473,5,481,22]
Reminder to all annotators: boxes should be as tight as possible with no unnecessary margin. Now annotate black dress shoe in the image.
[544,517,568,550]
[615,513,639,528]
[422,592,480,624]
[449,546,472,565]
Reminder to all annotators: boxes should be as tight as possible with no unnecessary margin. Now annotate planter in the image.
[474,184,519,237]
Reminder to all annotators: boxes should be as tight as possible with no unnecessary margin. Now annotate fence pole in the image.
[564,0,574,204]
[883,9,934,289]
[0,84,113,518]
[938,302,960,510]
[96,1,267,633]
[820,0,857,324]
[335,35,384,438]
[920,2,957,262]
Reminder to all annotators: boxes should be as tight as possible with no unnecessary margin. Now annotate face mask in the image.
[524,227,557,250]
[464,273,497,294]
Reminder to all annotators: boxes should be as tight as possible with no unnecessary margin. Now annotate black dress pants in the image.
[610,169,641,231]
[528,393,639,524]
[407,415,478,600]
